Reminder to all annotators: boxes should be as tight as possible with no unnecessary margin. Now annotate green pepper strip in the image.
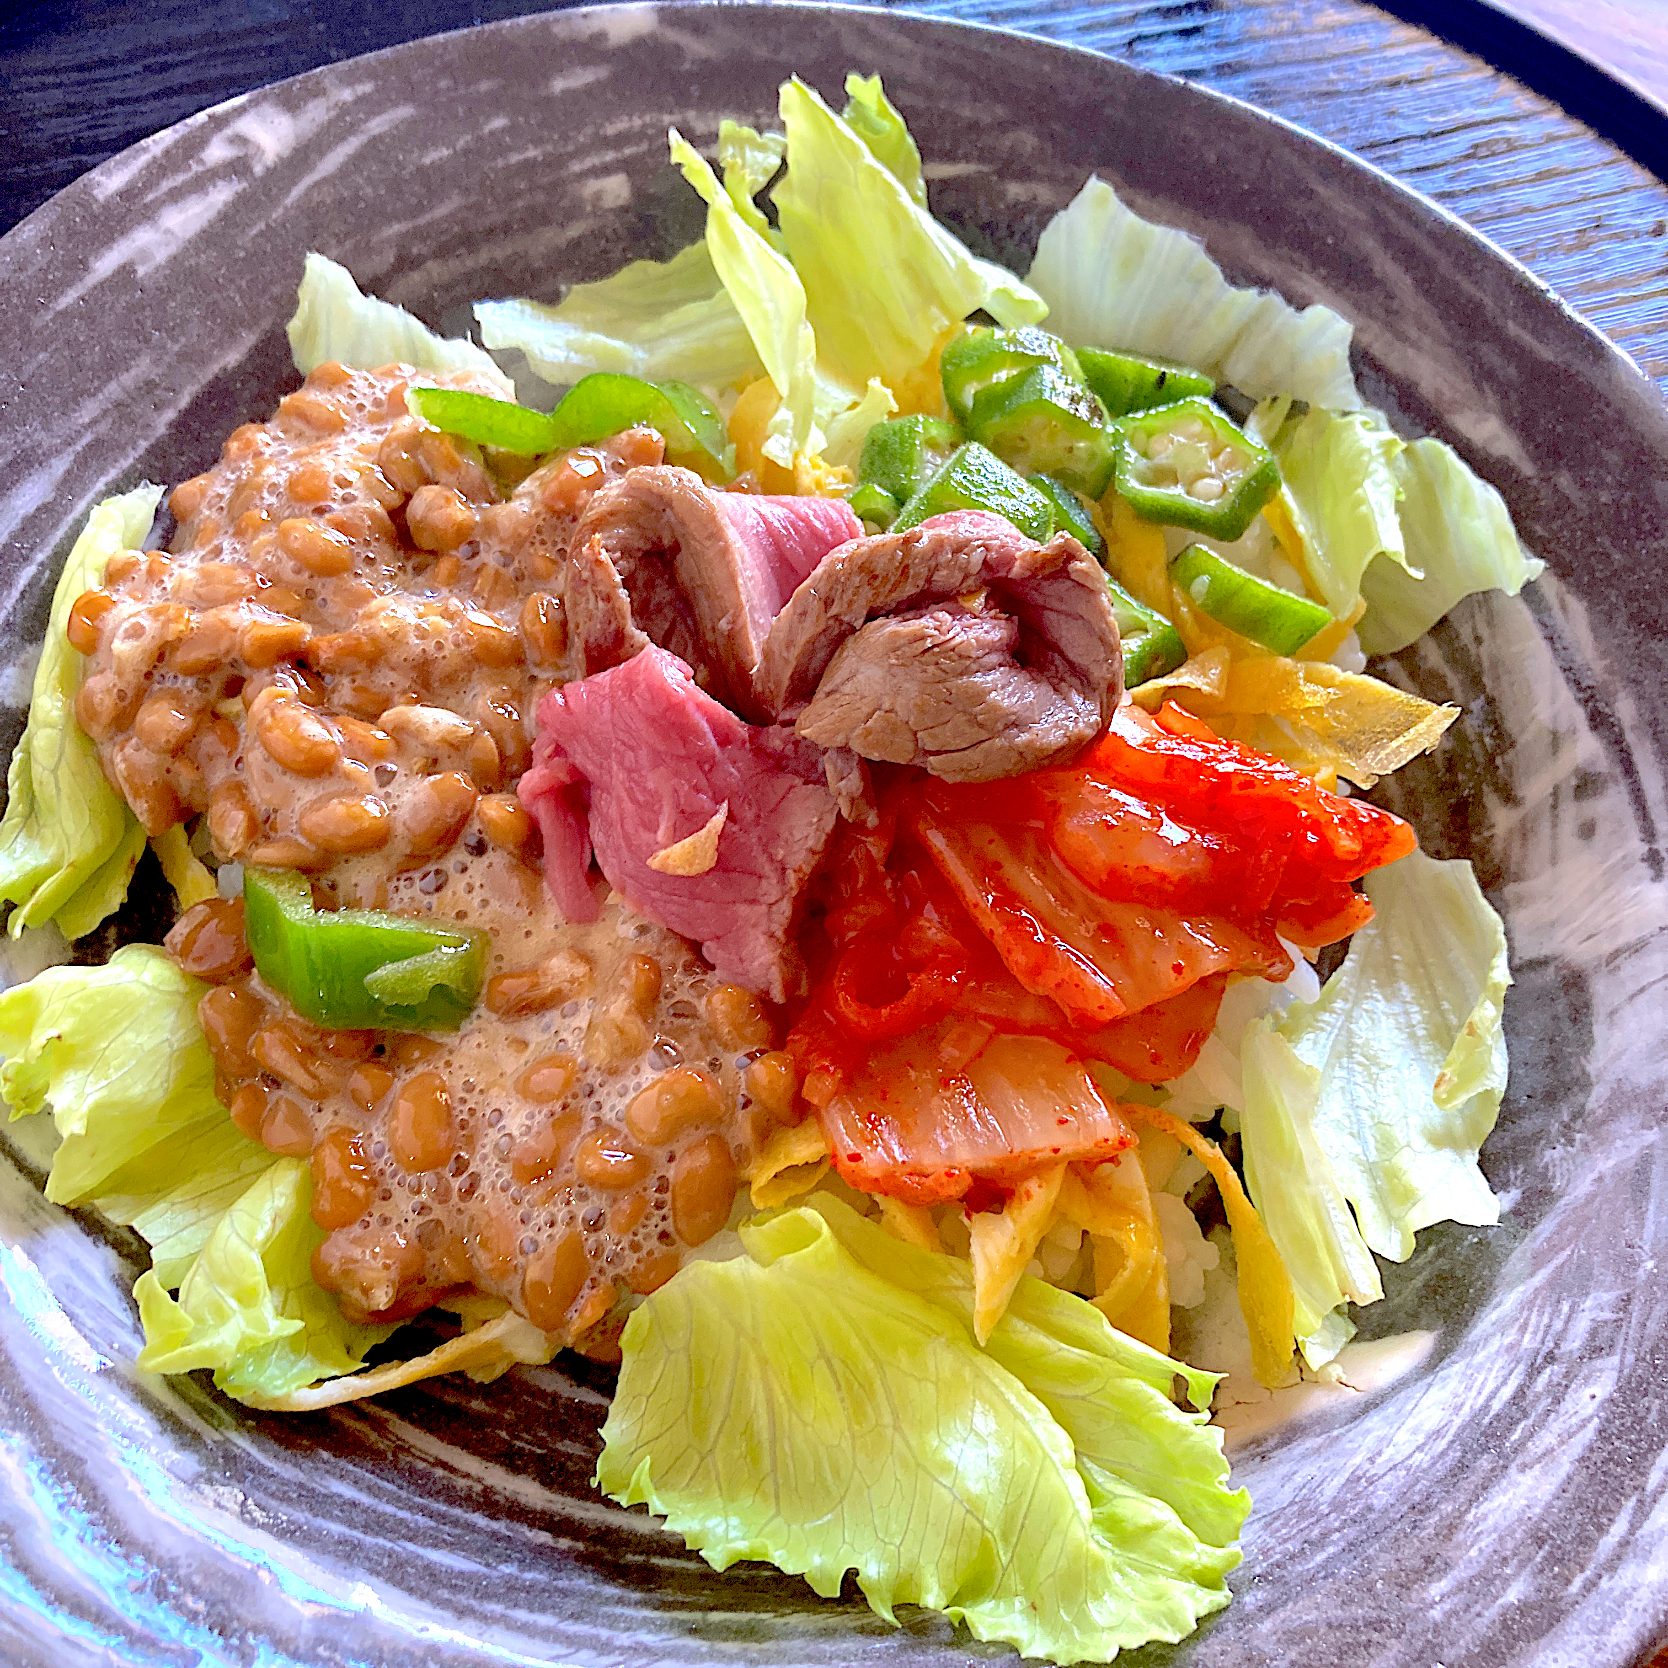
[1169,543,1331,656]
[855,415,963,526]
[938,325,1083,425]
[893,442,1055,543]
[1031,476,1102,558]
[1076,348,1213,418]
[1104,573,1188,686]
[243,867,489,1031]
[1111,397,1279,542]
[548,374,733,480]
[407,373,734,482]
[404,386,557,455]
[967,364,1115,496]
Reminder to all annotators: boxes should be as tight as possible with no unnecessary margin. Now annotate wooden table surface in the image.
[0,1,1665,1665]
[5,0,1663,397]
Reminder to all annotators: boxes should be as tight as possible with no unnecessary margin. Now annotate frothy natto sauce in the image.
[74,362,801,1348]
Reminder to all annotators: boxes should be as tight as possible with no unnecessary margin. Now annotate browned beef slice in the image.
[559,466,861,714]
[755,510,1123,781]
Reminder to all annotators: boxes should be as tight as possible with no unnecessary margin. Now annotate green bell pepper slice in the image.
[1169,543,1331,656]
[243,867,489,1031]
[967,363,1116,496]
[855,416,963,528]
[1076,348,1213,418]
[407,373,734,482]
[404,386,555,455]
[938,325,1082,425]
[893,442,1055,543]
[1111,398,1279,541]
[547,374,733,480]
[1031,475,1103,559]
[1104,575,1188,687]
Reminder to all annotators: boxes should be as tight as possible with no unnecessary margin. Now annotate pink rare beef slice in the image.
[518,645,839,1001]
[561,465,862,715]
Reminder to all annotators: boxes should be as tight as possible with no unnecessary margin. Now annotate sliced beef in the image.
[820,746,878,827]
[756,510,1123,782]
[562,465,862,713]
[518,645,838,1001]
[516,748,597,924]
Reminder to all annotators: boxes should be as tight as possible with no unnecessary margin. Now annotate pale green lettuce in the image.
[1240,850,1510,1362]
[1250,398,1409,616]
[475,242,763,390]
[1358,437,1545,654]
[819,376,897,471]
[1285,849,1509,1257]
[96,1117,281,1289]
[1027,177,1360,410]
[0,946,390,1400]
[0,946,220,1204]
[1247,401,1543,645]
[671,127,822,467]
[772,78,1045,394]
[0,488,156,940]
[136,1159,393,1402]
[1239,1023,1382,1364]
[840,72,927,206]
[475,74,1037,469]
[288,252,512,392]
[599,1193,1245,1664]
[717,120,787,235]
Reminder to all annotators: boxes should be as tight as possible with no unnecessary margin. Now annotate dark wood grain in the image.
[891,0,1668,394]
[4,0,1663,398]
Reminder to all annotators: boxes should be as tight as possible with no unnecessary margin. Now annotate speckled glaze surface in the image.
[1,6,1666,1666]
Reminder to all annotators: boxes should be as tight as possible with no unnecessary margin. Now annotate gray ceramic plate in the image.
[3,5,1667,1665]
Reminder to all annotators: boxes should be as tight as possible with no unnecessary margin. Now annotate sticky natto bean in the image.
[398,771,477,859]
[277,517,354,577]
[391,1070,453,1172]
[298,791,390,853]
[671,1134,737,1248]
[520,1231,589,1334]
[256,699,341,776]
[164,898,251,982]
[574,1125,649,1190]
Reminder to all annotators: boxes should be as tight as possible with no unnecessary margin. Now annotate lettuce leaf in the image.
[599,1192,1244,1664]
[288,252,512,393]
[95,1115,278,1289]
[135,1158,393,1401]
[818,375,896,470]
[772,78,1045,394]
[1027,177,1360,410]
[1357,437,1545,654]
[717,120,787,236]
[0,946,392,1400]
[1240,850,1510,1362]
[1250,399,1408,616]
[1239,1022,1382,1363]
[0,488,157,939]
[1282,849,1509,1259]
[671,128,822,467]
[840,72,927,206]
[475,241,764,391]
[0,946,221,1204]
